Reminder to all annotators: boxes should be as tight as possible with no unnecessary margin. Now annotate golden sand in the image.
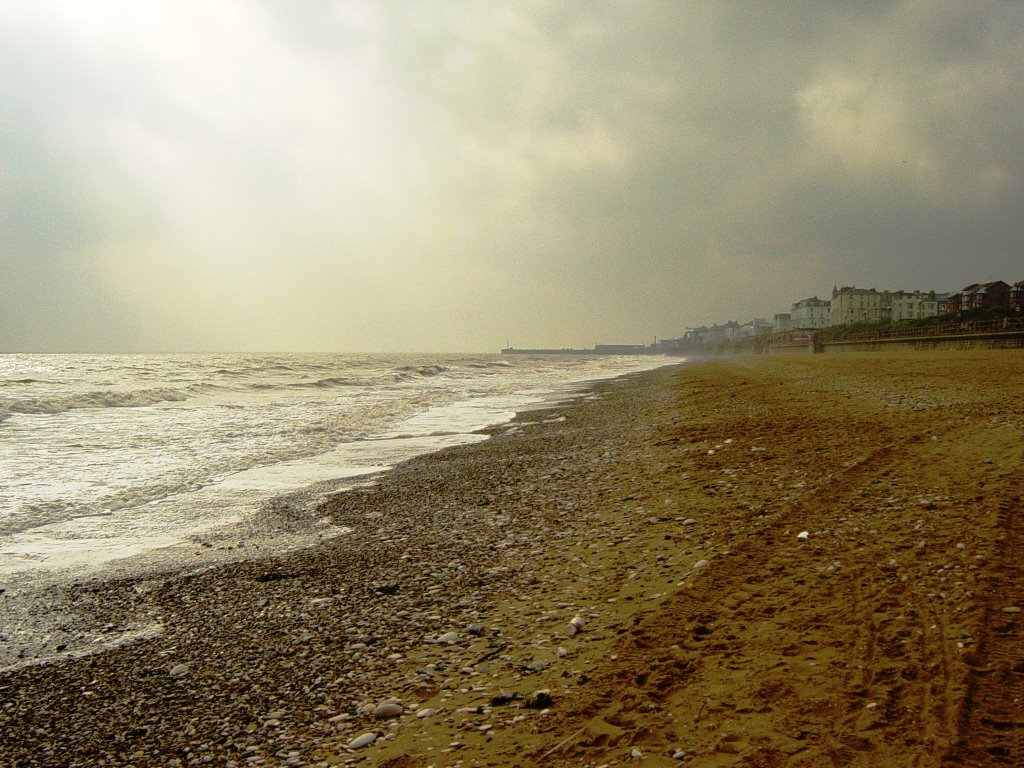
[353,351,1024,767]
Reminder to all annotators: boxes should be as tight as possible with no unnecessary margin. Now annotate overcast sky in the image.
[2,1,1022,352]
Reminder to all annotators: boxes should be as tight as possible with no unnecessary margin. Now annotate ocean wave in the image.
[463,360,513,369]
[185,382,229,394]
[300,376,361,389]
[242,376,364,392]
[393,364,449,380]
[0,481,194,537]
[214,362,302,378]
[0,387,189,418]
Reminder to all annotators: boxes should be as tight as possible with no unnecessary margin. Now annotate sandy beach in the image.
[1,350,1022,767]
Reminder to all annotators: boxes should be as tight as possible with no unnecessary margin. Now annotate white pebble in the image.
[346,733,376,750]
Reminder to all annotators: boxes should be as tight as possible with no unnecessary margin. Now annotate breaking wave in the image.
[0,387,189,418]
[393,364,449,380]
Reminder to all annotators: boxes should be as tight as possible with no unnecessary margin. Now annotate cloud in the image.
[1,1,1022,351]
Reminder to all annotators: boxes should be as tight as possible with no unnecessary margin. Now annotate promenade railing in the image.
[823,316,1024,344]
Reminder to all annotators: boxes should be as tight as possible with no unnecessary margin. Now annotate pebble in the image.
[346,733,376,750]
[566,615,585,635]
[434,631,460,644]
[372,701,403,718]
[1002,606,1021,613]
[169,663,189,678]
[797,531,810,541]
[693,559,709,570]
[526,690,553,709]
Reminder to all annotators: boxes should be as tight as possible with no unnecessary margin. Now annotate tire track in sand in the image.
[947,494,1024,765]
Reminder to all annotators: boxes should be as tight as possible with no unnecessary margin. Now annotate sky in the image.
[2,1,1022,353]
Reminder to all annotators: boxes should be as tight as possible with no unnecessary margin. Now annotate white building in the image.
[791,297,831,329]
[889,291,950,321]
[831,286,950,326]
[732,318,773,340]
[773,313,794,333]
[830,287,883,325]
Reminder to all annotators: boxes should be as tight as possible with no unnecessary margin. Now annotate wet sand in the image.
[1,351,1022,767]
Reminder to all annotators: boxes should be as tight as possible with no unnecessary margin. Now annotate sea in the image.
[0,352,670,665]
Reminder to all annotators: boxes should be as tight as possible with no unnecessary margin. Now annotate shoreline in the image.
[0,361,672,671]
[1,352,1022,767]
[0,353,668,582]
